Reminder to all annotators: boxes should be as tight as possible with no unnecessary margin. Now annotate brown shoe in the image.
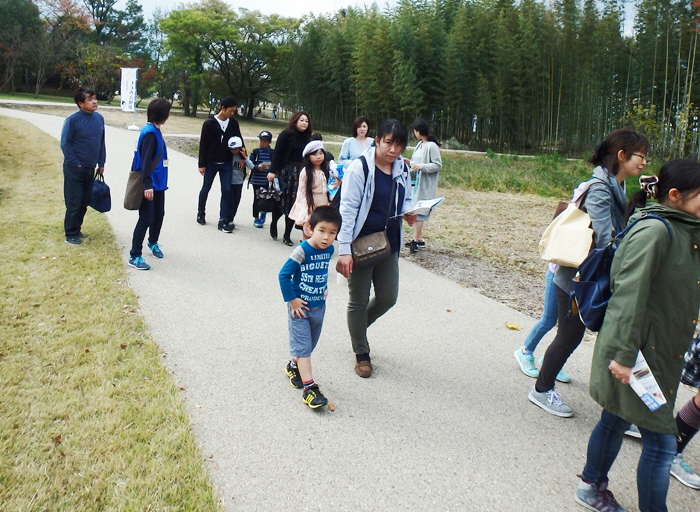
[354,360,373,378]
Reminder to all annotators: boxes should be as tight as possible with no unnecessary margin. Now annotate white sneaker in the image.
[623,424,641,439]
[528,385,573,417]
[670,453,700,489]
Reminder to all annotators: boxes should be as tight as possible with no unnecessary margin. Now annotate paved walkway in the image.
[3,107,697,511]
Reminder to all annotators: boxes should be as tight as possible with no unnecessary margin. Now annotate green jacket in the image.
[589,203,700,434]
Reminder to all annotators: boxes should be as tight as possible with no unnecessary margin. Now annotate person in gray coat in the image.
[405,119,442,253]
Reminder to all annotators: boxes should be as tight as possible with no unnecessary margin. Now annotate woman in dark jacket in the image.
[128,99,171,270]
[575,160,700,512]
[268,111,312,246]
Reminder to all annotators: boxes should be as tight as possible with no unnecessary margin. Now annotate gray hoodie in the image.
[554,166,628,292]
[337,146,413,256]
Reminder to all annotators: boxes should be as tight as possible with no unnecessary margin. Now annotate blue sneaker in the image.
[539,355,571,383]
[253,219,264,228]
[128,256,151,270]
[514,347,539,378]
[148,242,163,258]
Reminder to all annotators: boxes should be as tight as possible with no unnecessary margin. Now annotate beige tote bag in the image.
[538,203,594,268]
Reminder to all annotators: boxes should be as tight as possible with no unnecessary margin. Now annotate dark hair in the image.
[311,133,323,140]
[147,98,171,124]
[220,96,237,110]
[286,111,312,136]
[589,129,648,176]
[310,205,342,230]
[412,119,441,146]
[302,149,329,212]
[625,159,700,220]
[375,119,408,150]
[351,116,369,138]
[74,87,96,106]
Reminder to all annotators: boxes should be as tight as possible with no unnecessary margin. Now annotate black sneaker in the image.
[197,213,206,225]
[285,362,302,389]
[302,385,328,409]
[416,240,426,249]
[78,232,89,239]
[409,240,418,253]
[218,219,233,233]
[65,236,82,245]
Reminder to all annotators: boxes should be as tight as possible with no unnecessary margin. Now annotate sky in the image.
[120,0,398,19]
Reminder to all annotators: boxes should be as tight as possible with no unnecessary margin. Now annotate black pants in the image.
[226,184,243,222]
[198,162,232,221]
[269,210,294,240]
[535,285,586,392]
[130,190,165,258]
[63,163,93,237]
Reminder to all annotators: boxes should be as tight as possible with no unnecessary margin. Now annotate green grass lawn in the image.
[0,116,221,511]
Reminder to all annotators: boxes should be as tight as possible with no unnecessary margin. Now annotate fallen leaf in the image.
[446,309,452,312]
[179,386,186,391]
[328,403,336,411]
[120,344,127,349]
[53,435,62,444]
[505,321,522,330]
[13,423,18,429]
[60,451,65,457]
[85,349,90,353]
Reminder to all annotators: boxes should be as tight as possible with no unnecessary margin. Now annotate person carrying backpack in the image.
[528,129,649,418]
[574,159,700,512]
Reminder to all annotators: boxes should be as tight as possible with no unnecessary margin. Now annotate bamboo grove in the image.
[2,0,700,158]
[286,0,700,158]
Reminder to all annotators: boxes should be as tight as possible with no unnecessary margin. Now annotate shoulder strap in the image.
[617,213,673,243]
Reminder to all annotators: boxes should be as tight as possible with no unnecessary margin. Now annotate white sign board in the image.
[120,68,138,112]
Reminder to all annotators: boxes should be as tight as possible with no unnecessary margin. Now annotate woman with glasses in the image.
[528,129,649,418]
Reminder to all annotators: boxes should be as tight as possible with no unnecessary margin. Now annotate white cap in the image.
[227,136,243,149]
[302,140,324,158]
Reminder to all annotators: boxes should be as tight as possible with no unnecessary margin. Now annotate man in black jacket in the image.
[197,96,244,232]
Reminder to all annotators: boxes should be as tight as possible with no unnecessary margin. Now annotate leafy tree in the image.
[0,0,43,91]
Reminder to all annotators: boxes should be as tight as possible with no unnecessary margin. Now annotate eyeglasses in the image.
[632,153,651,163]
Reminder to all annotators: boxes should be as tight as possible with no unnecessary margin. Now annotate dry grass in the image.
[411,188,560,276]
[0,117,220,511]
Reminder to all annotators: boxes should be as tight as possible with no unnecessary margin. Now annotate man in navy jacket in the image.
[60,87,106,245]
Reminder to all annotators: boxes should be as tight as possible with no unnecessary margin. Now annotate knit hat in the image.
[258,130,272,141]
[227,136,243,149]
[302,140,324,158]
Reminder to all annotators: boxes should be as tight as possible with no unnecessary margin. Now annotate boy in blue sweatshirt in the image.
[278,206,341,409]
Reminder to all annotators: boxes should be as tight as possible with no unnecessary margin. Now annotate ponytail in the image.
[589,129,648,176]
[412,119,441,147]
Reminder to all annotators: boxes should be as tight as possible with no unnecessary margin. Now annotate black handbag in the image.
[90,172,111,212]
[255,182,281,212]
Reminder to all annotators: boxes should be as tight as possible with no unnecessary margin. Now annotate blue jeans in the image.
[582,409,676,512]
[523,269,557,353]
[288,303,326,358]
[198,162,232,221]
